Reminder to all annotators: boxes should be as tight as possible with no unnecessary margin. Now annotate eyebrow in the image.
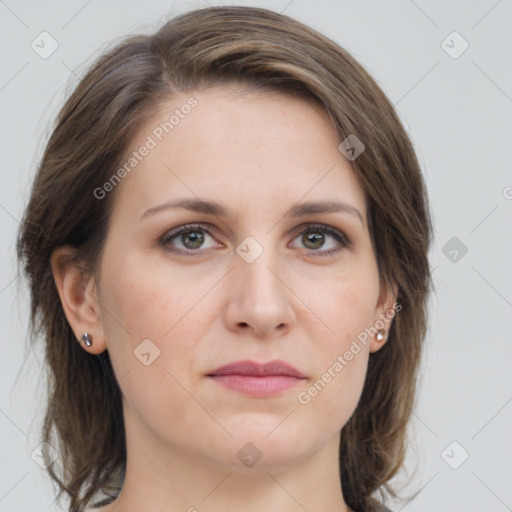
[140,198,364,225]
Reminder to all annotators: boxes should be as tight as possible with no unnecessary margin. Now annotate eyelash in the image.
[159,223,350,258]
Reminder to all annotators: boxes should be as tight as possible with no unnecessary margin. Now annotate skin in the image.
[51,87,397,512]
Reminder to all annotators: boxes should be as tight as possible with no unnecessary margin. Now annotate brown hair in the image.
[17,6,432,512]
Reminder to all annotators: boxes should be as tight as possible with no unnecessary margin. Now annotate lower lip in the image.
[208,374,304,396]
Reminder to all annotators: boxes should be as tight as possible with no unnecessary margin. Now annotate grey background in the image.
[1,1,511,511]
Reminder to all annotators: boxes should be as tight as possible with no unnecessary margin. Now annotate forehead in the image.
[110,87,367,224]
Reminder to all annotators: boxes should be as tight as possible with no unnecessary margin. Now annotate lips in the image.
[207,359,306,378]
[206,360,306,397]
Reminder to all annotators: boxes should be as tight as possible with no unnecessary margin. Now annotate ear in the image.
[369,277,399,354]
[50,246,107,355]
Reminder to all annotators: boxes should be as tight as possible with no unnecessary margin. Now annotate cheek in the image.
[295,356,368,450]
[97,258,208,442]
[100,251,200,343]
[313,273,379,352]
[296,310,371,438]
[293,271,378,425]
[98,251,214,392]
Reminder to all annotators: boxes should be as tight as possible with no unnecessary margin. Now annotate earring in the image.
[376,329,386,342]
[81,332,93,347]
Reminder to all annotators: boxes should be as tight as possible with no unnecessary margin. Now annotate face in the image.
[90,87,395,472]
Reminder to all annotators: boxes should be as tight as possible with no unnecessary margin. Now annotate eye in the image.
[160,222,349,257]
[160,224,220,255]
[289,223,349,257]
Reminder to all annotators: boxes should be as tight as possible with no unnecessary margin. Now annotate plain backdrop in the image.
[1,1,511,511]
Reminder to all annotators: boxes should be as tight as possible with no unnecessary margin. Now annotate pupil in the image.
[183,231,204,249]
[304,232,324,249]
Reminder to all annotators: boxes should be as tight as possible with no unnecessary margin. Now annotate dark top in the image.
[352,502,393,512]
[374,502,393,512]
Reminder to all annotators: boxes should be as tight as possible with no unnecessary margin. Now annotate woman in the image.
[17,6,432,512]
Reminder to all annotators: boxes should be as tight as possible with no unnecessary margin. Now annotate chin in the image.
[200,419,326,472]
[207,441,319,474]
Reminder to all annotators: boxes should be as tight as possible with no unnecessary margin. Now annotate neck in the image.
[102,406,352,512]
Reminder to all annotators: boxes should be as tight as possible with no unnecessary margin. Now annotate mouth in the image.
[206,359,307,397]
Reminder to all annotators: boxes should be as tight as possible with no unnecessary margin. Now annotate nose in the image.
[222,245,297,339]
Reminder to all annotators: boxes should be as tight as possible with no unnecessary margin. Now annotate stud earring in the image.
[81,332,93,347]
[376,329,386,342]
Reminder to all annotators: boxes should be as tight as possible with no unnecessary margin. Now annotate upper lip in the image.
[207,359,306,378]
